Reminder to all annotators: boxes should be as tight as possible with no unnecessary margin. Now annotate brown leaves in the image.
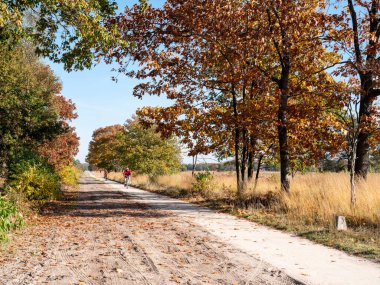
[86,125,125,171]
[37,96,79,170]
[102,0,379,186]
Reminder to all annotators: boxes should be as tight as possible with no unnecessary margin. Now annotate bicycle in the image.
[124,176,130,188]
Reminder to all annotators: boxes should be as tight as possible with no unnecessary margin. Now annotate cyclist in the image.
[123,168,132,188]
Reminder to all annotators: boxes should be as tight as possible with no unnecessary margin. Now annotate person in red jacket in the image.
[123,168,132,188]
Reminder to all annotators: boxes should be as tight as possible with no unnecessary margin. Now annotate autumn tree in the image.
[86,125,125,175]
[86,118,182,181]
[37,96,79,170]
[104,0,342,194]
[236,0,345,192]
[0,41,80,200]
[0,43,64,175]
[105,1,280,195]
[329,0,380,179]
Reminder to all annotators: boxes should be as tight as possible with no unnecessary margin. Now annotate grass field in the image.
[96,170,380,261]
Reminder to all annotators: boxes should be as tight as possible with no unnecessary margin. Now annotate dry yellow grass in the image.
[95,170,380,227]
[279,173,380,227]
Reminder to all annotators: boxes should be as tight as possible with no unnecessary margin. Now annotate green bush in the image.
[7,151,61,201]
[192,171,215,195]
[0,195,24,242]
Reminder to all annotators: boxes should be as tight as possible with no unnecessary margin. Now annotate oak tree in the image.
[106,0,343,193]
[86,125,125,174]
[330,0,380,179]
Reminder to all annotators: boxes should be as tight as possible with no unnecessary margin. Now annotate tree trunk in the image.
[247,136,256,179]
[350,143,357,208]
[192,155,198,176]
[234,127,243,195]
[350,169,356,208]
[347,0,378,180]
[253,154,264,192]
[248,152,254,180]
[231,88,244,196]
[278,122,290,192]
[240,130,249,192]
[278,65,291,193]
[266,6,291,192]
[355,89,372,180]
[241,132,247,183]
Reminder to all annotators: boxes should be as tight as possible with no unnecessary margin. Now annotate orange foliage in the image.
[37,95,79,170]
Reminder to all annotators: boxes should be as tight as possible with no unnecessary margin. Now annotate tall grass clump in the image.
[277,173,380,227]
[192,171,214,195]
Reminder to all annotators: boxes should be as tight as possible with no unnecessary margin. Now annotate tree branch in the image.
[347,0,363,66]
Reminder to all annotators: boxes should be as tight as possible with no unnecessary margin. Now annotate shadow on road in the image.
[78,181,106,185]
[40,183,172,219]
[41,177,215,220]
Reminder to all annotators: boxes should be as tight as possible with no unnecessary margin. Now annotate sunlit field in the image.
[96,171,380,228]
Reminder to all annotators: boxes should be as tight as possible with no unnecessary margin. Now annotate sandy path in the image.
[100,174,380,285]
[0,173,296,285]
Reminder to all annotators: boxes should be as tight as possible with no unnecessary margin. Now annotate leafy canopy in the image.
[0,41,80,176]
[121,117,182,179]
[0,0,121,71]
[87,117,182,179]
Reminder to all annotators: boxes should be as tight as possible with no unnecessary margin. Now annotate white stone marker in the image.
[336,215,348,231]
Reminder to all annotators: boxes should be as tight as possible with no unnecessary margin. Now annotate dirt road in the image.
[0,173,296,285]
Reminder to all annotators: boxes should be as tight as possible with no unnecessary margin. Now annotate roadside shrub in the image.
[148,175,159,185]
[192,171,215,196]
[7,152,61,201]
[0,195,24,242]
[59,164,81,188]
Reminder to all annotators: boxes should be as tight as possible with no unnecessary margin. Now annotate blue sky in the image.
[50,0,169,163]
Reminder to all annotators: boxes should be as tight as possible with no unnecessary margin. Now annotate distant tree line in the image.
[86,117,182,181]
[182,161,279,172]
